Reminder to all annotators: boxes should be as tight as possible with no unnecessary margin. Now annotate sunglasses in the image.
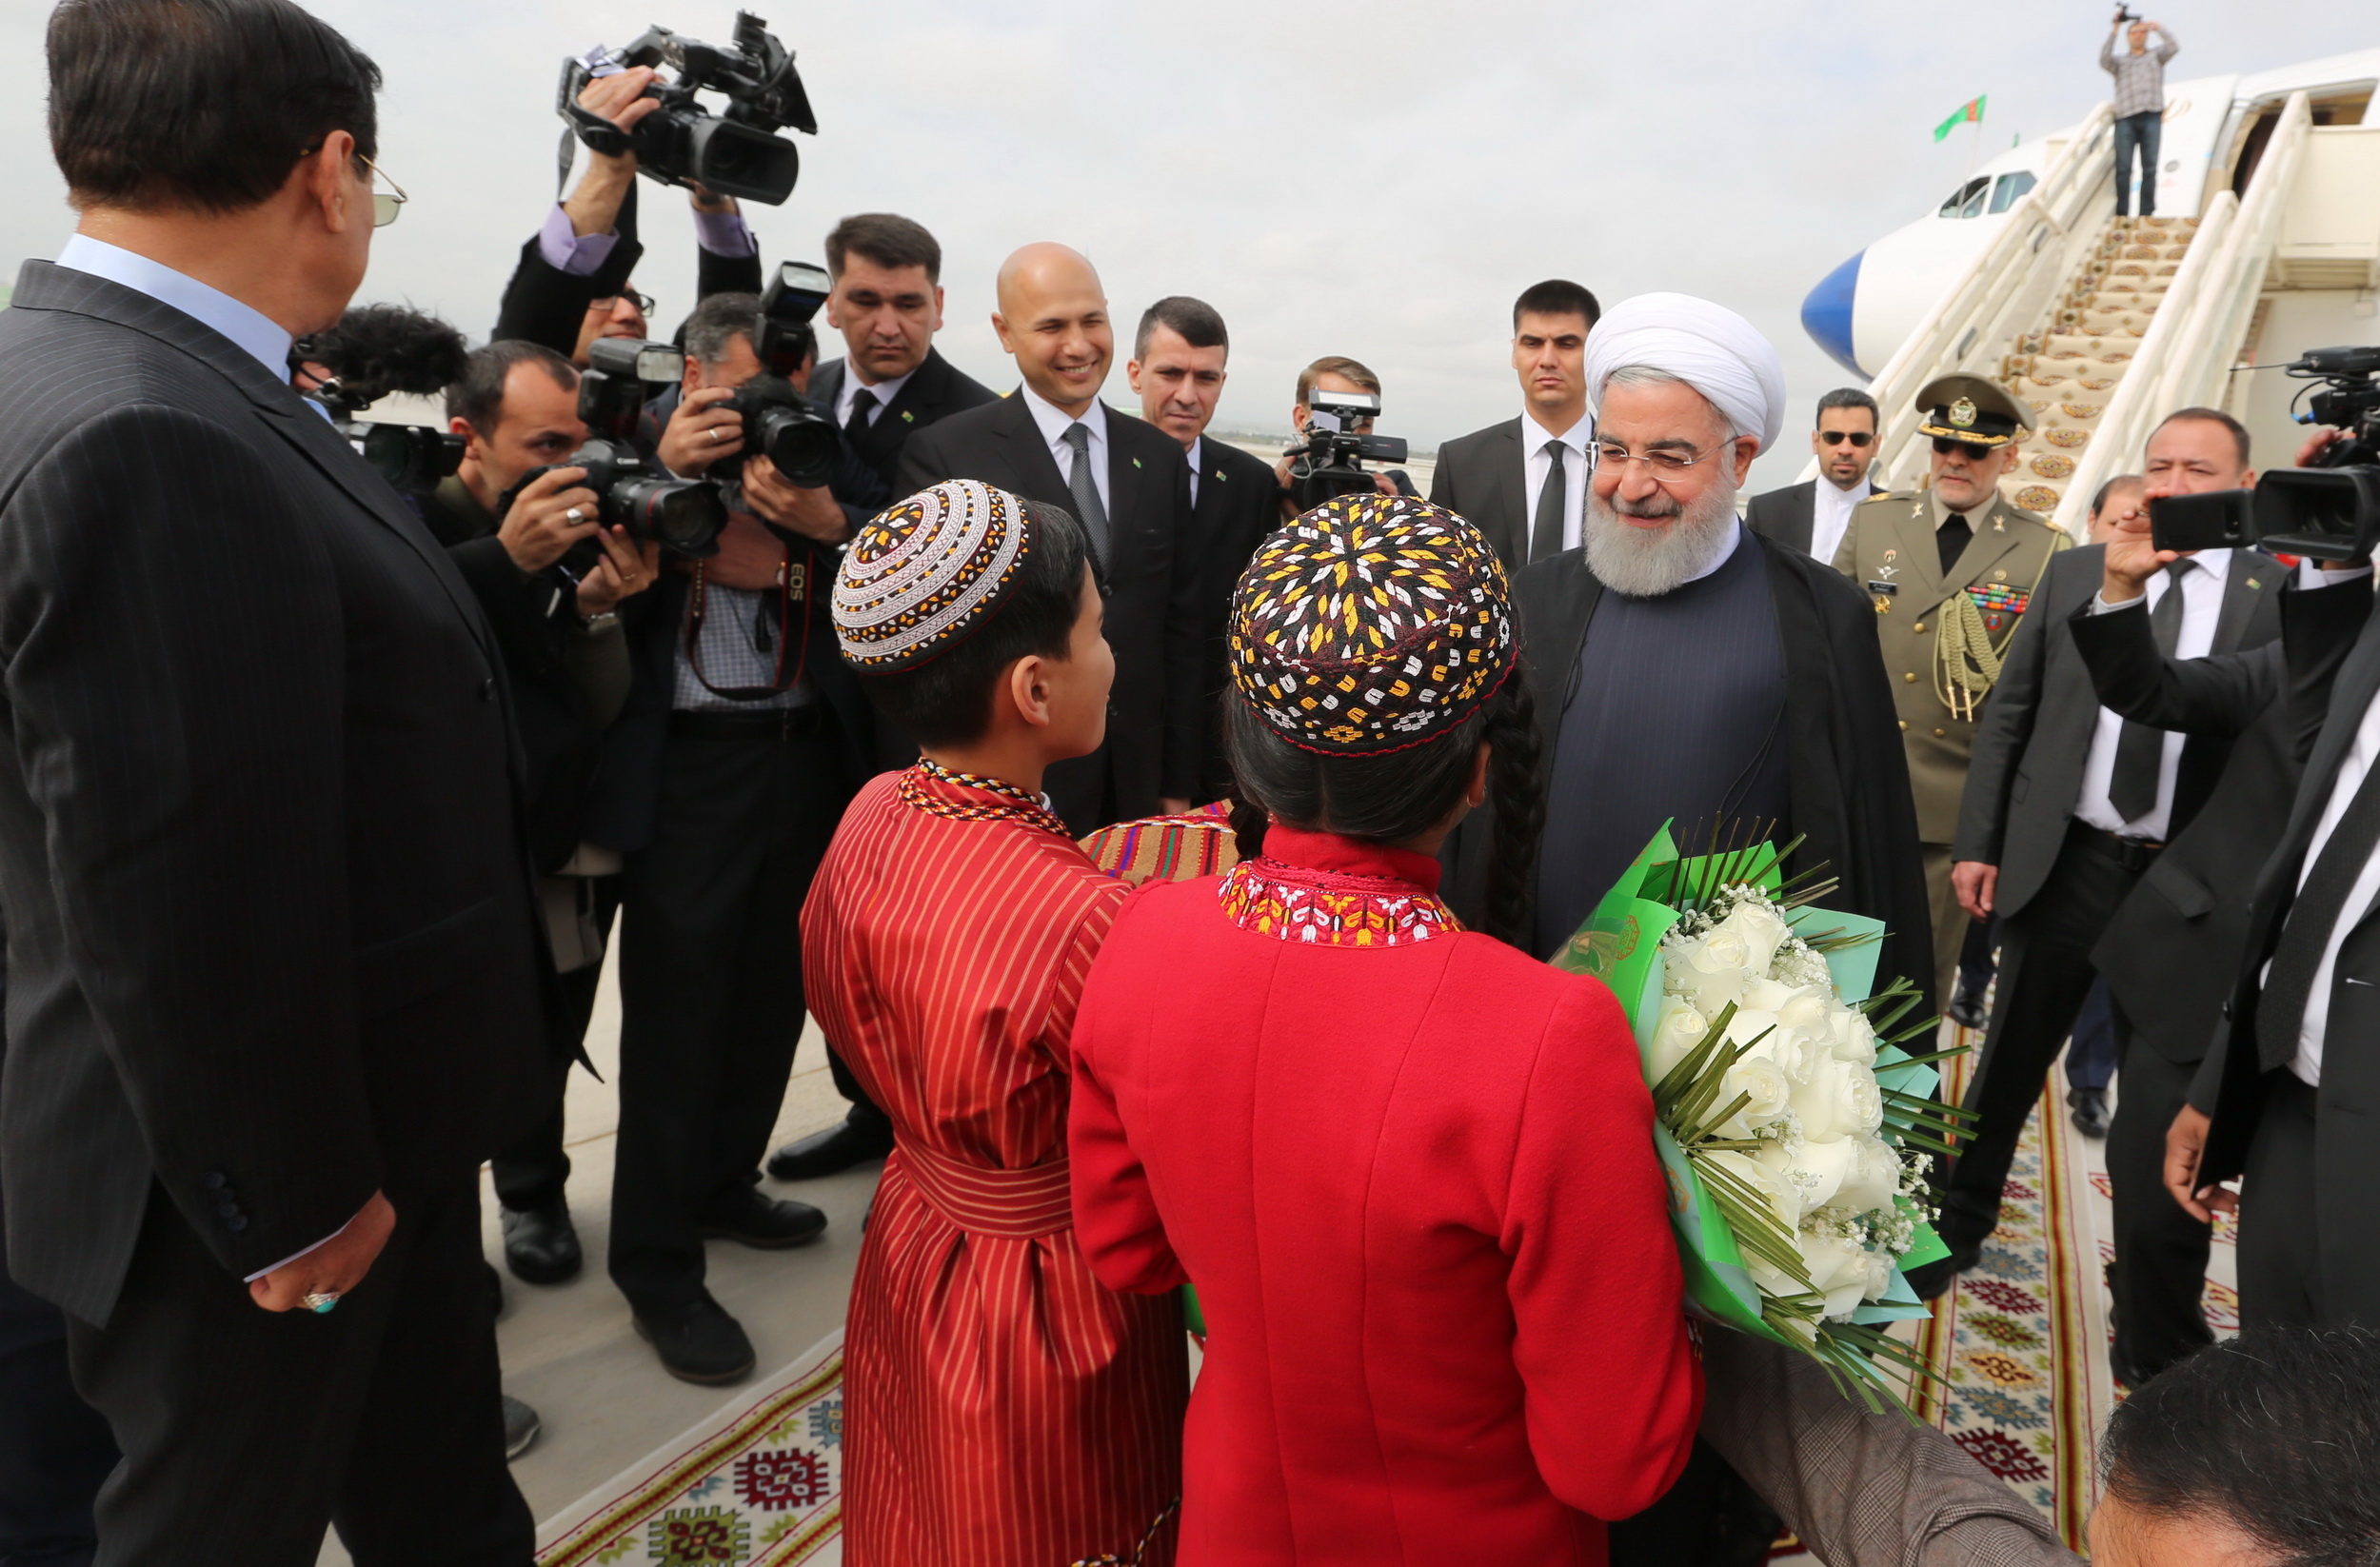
[1931,435,1999,456]
[1818,429,1875,448]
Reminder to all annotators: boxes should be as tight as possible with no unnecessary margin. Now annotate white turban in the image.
[1583,292,1788,455]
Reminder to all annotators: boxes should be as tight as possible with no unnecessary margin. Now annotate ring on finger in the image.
[303,1291,341,1315]
[565,506,585,525]
[710,426,724,444]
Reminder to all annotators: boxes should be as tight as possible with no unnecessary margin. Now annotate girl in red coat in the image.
[1069,492,1703,1565]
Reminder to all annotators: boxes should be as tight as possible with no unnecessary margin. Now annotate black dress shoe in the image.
[766,1115,894,1180]
[634,1294,756,1385]
[699,1184,828,1249]
[1947,992,1989,1030]
[1904,1242,1982,1300]
[501,1394,542,1461]
[2069,1086,2112,1140]
[502,1200,584,1285]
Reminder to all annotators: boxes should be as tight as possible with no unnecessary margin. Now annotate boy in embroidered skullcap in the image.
[1068,490,1702,1563]
[802,478,1186,1567]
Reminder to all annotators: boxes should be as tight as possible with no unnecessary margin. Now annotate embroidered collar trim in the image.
[897,759,1070,839]
[1218,856,1462,947]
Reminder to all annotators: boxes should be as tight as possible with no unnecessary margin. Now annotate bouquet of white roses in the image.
[1555,823,1969,1412]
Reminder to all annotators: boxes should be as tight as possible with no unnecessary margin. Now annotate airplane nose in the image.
[1802,249,1865,378]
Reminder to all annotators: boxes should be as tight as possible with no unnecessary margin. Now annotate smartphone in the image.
[2149,488,2252,552]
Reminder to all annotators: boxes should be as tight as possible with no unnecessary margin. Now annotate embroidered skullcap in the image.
[1229,491,1516,756]
[834,479,1034,671]
[1583,291,1787,454]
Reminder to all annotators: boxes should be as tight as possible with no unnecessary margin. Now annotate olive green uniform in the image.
[1833,488,2071,1006]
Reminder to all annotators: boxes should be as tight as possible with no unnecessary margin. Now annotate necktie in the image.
[1936,509,1973,576]
[2256,749,2380,1069]
[1061,422,1111,567]
[2108,559,2195,823]
[1531,439,1568,562]
[843,387,877,444]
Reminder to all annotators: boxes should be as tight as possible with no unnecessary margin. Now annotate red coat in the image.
[1070,826,1701,1566]
[804,769,1188,1567]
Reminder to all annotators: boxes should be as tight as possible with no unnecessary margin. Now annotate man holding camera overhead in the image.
[493,57,766,366]
[1935,411,2281,1345]
[581,291,873,1383]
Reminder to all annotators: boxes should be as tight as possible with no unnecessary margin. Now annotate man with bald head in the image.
[899,243,1200,832]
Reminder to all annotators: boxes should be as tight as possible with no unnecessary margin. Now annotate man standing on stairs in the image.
[2102,16,2178,219]
[1833,375,2071,1013]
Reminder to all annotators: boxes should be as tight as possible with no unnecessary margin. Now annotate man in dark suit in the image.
[492,62,764,365]
[769,213,996,1182]
[2110,435,2380,1335]
[1745,387,1879,562]
[0,3,552,1560]
[1427,279,1600,572]
[898,243,1200,832]
[1941,411,2279,1348]
[1124,294,1282,800]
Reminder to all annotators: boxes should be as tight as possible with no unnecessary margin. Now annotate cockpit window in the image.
[1938,176,1990,218]
[1989,170,2037,213]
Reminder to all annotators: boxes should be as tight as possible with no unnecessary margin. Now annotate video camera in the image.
[2149,347,2380,558]
[2112,5,2142,24]
[558,10,816,206]
[506,337,729,560]
[295,304,469,496]
[1284,388,1410,512]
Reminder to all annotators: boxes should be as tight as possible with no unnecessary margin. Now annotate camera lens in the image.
[749,407,840,488]
[614,477,726,560]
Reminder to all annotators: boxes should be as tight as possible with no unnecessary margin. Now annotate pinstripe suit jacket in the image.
[0,261,550,1325]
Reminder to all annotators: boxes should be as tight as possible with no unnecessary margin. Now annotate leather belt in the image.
[669,705,825,742]
[2072,819,2163,872]
[893,1141,1075,1240]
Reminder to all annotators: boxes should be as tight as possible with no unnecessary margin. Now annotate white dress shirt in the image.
[1019,386,1111,514]
[1183,434,1204,509]
[835,364,916,430]
[1809,475,1873,569]
[1520,414,1591,558]
[2073,548,2232,841]
[57,232,344,1281]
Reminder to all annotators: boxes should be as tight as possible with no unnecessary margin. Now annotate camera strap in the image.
[684,547,813,701]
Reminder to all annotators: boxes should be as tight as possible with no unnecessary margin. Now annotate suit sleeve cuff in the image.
[538,204,619,276]
[2090,590,2150,615]
[244,1229,338,1283]
[692,208,757,258]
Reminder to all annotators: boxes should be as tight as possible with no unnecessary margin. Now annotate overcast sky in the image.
[0,1,2357,491]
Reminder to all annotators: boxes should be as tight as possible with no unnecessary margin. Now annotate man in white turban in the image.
[1446,291,1935,1096]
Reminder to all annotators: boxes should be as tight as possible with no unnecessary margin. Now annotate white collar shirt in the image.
[57,233,296,389]
[1019,386,1110,514]
[2073,549,2232,841]
[1520,414,1593,559]
[1810,475,1873,569]
[1183,434,1203,509]
[835,363,916,430]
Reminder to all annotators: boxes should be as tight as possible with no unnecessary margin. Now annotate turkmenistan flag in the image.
[1934,95,1987,142]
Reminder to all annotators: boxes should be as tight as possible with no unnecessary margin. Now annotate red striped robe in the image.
[802,768,1187,1567]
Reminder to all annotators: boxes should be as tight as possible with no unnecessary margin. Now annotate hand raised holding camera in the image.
[498,466,604,573]
[659,384,744,477]
[575,526,661,618]
[563,66,663,240]
[2098,491,2176,605]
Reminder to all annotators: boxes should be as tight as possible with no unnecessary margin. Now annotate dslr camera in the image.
[507,337,729,560]
[2151,347,2380,558]
[723,261,841,488]
[1284,388,1410,512]
[296,304,469,496]
[559,10,816,206]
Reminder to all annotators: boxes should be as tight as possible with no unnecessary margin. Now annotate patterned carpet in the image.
[1773,1026,2240,1562]
[537,1331,846,1567]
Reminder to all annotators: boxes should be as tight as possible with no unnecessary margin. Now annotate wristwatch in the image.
[579,610,620,631]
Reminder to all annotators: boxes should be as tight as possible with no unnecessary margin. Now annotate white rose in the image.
[1715,901,1792,974]
[1732,1007,1815,1085]
[1711,1052,1795,1138]
[1775,989,1833,1045]
[1793,1057,1886,1142]
[1796,1230,1875,1320]
[1827,1006,1879,1066]
[1833,1135,1903,1215]
[1861,1247,1897,1303]
[1644,995,1709,1084]
[1671,928,1752,1013]
[1706,1148,1802,1234]
[1788,1135,1859,1210]
[1740,977,1797,1014]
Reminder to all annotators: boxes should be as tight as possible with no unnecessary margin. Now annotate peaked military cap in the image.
[1914,373,2032,449]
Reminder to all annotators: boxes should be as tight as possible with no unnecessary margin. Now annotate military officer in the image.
[1833,374,2071,1009]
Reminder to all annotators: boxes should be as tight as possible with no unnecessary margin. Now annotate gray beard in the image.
[1582,478,1742,598]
